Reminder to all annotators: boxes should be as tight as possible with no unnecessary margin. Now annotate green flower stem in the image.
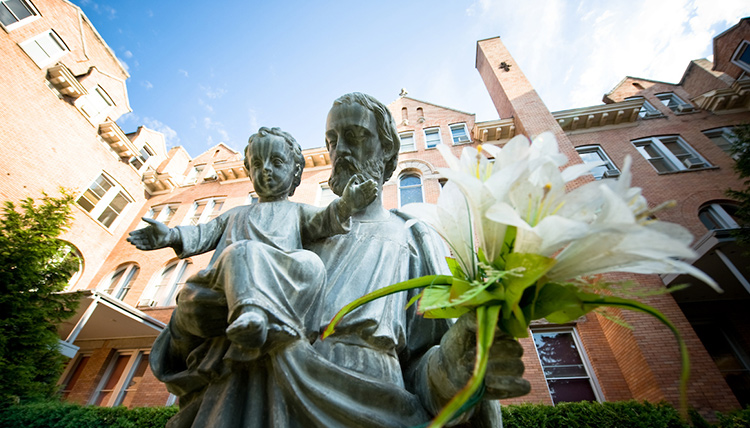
[321,275,454,340]
[427,305,501,428]
[586,298,690,415]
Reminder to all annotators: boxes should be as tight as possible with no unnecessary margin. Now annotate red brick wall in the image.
[0,0,146,290]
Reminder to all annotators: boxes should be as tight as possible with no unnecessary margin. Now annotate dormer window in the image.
[731,40,750,74]
[79,86,114,123]
[129,145,154,170]
[656,93,695,114]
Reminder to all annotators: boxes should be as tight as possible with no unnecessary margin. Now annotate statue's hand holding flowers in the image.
[324,132,721,427]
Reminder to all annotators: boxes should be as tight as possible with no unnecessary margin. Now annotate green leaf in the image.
[427,305,501,428]
[501,253,556,321]
[419,286,472,318]
[445,257,466,280]
[322,275,453,339]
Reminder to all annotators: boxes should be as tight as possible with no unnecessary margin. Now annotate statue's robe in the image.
[151,210,499,427]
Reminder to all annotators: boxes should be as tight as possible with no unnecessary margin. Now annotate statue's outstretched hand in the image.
[127,217,173,251]
[429,312,531,401]
[341,174,378,214]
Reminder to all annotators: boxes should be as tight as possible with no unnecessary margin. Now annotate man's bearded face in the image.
[329,156,384,196]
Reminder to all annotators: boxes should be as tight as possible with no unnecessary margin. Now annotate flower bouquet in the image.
[322,132,721,428]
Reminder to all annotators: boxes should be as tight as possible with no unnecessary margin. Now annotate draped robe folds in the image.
[151,209,500,427]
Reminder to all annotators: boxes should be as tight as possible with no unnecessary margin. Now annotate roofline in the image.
[389,95,475,116]
[62,0,130,79]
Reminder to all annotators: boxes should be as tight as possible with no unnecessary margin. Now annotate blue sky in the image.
[73,0,750,157]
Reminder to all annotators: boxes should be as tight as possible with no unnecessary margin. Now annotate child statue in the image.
[127,126,377,359]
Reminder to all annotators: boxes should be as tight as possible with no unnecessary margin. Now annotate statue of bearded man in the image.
[150,93,530,428]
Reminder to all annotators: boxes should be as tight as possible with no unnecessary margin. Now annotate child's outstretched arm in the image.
[127,217,181,252]
[338,174,378,219]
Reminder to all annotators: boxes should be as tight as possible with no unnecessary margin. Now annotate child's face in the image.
[248,135,297,201]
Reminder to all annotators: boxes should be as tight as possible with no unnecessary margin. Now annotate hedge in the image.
[0,401,177,428]
[1,400,748,427]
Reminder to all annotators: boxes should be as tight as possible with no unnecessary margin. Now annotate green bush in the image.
[715,406,750,428]
[0,401,177,428]
[0,400,746,427]
[501,401,688,428]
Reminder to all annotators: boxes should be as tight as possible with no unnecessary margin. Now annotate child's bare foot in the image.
[226,306,268,349]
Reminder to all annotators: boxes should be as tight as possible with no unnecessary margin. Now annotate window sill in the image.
[655,165,719,175]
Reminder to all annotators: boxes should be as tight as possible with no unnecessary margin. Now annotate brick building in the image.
[3,0,749,418]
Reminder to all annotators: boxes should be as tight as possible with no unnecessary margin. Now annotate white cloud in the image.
[118,59,129,72]
[464,0,750,113]
[142,117,180,148]
[203,117,230,145]
[178,69,189,78]
[199,85,227,99]
[142,81,154,90]
[123,50,133,59]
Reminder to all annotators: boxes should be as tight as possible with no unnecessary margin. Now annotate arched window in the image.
[399,173,423,207]
[699,203,741,231]
[139,259,192,307]
[59,242,83,291]
[99,263,139,300]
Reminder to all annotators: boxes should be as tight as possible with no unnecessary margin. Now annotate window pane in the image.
[116,266,138,300]
[117,354,149,407]
[451,125,469,144]
[739,44,750,65]
[649,158,676,173]
[425,129,440,148]
[6,0,32,20]
[94,354,129,405]
[400,187,423,205]
[105,267,126,294]
[548,378,598,404]
[36,32,64,58]
[61,356,90,399]
[401,175,421,187]
[533,331,597,404]
[400,134,415,151]
[0,4,16,25]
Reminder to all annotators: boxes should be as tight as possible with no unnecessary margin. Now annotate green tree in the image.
[727,124,750,247]
[0,192,81,406]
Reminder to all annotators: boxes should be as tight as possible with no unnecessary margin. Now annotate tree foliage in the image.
[0,192,81,406]
[727,124,750,247]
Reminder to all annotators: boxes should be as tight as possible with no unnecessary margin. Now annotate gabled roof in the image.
[388,96,475,116]
[604,76,678,99]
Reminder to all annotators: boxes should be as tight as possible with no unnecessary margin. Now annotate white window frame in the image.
[699,203,741,230]
[183,164,205,186]
[731,40,750,74]
[632,135,710,173]
[129,145,155,171]
[655,92,695,114]
[182,197,225,225]
[77,85,115,124]
[532,327,604,405]
[449,123,471,145]
[398,173,424,207]
[19,29,69,68]
[89,349,149,407]
[138,259,191,307]
[575,145,619,180]
[703,127,737,157]
[98,263,139,301]
[0,0,40,31]
[626,96,663,119]
[399,131,415,152]
[424,127,442,149]
[77,173,133,230]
